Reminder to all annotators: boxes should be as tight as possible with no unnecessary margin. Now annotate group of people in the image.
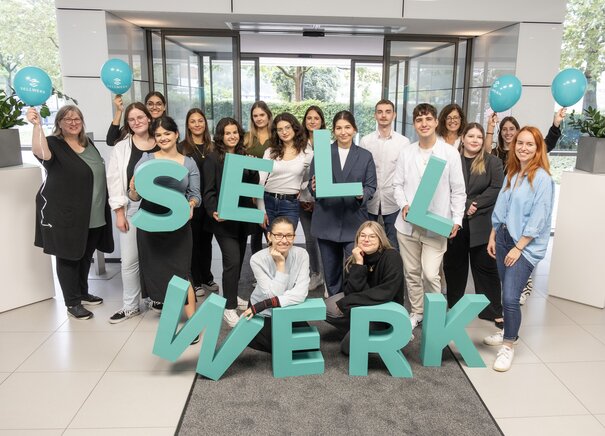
[28,91,558,372]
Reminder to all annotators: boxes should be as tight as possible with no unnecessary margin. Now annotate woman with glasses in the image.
[179,108,219,298]
[483,126,554,372]
[27,105,114,320]
[106,91,167,146]
[436,104,466,149]
[257,112,313,231]
[309,110,377,297]
[203,118,260,328]
[241,217,310,353]
[324,221,405,353]
[300,105,326,290]
[106,102,158,323]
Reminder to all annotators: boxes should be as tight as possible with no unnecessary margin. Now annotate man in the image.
[393,103,466,330]
[359,99,411,249]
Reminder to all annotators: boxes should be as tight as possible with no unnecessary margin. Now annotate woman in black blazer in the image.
[27,106,114,320]
[309,111,376,297]
[443,122,504,327]
[202,118,260,328]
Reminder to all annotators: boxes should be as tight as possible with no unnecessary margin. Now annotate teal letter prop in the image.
[349,302,413,377]
[272,298,326,378]
[420,293,489,367]
[313,129,362,198]
[406,155,454,237]
[217,153,273,224]
[131,159,190,232]
[153,278,263,381]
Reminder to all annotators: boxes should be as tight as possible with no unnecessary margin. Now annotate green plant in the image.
[0,88,26,129]
[568,106,605,138]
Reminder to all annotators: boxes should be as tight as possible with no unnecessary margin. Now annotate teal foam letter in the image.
[217,153,273,224]
[153,279,263,381]
[406,155,454,237]
[313,129,362,198]
[420,293,489,367]
[131,159,190,232]
[349,302,413,377]
[272,298,326,378]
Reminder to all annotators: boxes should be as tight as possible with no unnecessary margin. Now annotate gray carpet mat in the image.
[176,245,503,436]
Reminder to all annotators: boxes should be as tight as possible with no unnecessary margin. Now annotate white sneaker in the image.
[410,313,423,330]
[483,331,520,346]
[493,346,515,372]
[309,272,324,290]
[237,296,248,311]
[223,309,239,328]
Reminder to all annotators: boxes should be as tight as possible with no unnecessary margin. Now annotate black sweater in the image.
[336,248,404,316]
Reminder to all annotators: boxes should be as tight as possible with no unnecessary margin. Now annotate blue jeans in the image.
[496,227,534,341]
[264,194,300,230]
[369,211,399,251]
[317,239,355,296]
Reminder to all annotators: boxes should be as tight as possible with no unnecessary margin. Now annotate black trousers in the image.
[215,233,247,310]
[443,221,502,320]
[56,227,103,307]
[190,215,215,287]
[250,231,263,255]
[248,316,310,353]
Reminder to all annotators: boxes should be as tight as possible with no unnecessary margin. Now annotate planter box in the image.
[0,129,23,168]
[575,136,605,174]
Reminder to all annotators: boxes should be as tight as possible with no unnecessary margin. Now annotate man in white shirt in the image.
[393,103,466,330]
[359,99,411,249]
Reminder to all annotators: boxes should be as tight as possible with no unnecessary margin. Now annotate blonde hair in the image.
[344,221,392,271]
[461,122,487,175]
[53,105,89,147]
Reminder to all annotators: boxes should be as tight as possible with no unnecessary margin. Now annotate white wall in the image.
[240,34,383,56]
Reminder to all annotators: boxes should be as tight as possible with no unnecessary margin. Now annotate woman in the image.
[258,112,313,230]
[128,116,199,324]
[300,105,326,290]
[483,126,555,372]
[27,105,114,320]
[436,104,466,148]
[106,91,167,146]
[245,101,273,254]
[106,102,157,323]
[443,123,504,328]
[179,108,219,297]
[309,110,377,297]
[241,217,310,353]
[203,118,260,328]
[325,221,405,353]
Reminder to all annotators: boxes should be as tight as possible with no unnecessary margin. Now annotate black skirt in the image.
[137,222,192,302]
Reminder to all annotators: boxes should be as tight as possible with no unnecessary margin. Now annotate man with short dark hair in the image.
[359,99,411,249]
[393,103,466,330]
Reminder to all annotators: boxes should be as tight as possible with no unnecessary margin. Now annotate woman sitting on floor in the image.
[242,216,310,353]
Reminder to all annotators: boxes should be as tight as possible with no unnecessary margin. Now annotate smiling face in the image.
[59,110,83,137]
[334,119,356,147]
[222,123,240,151]
[445,109,461,133]
[305,109,322,131]
[414,113,438,140]
[515,130,537,168]
[462,127,484,158]
[252,107,269,129]
[187,112,206,138]
[146,96,166,119]
[357,226,380,255]
[501,121,518,147]
[375,103,396,129]
[276,120,295,144]
[127,108,150,136]
[268,221,295,255]
[154,126,178,151]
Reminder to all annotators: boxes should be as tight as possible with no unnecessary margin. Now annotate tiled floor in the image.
[1,239,604,435]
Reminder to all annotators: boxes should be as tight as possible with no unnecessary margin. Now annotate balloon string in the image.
[37,107,52,228]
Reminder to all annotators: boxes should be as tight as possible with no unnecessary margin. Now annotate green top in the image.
[246,134,271,158]
[77,145,107,228]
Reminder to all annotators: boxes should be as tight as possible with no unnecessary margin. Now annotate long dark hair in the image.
[214,117,246,162]
[269,112,308,159]
[117,102,153,142]
[494,116,520,160]
[302,105,327,141]
[180,108,212,156]
[436,103,466,138]
[245,101,273,146]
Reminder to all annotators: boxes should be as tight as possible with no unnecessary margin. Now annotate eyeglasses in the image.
[146,102,164,108]
[446,116,461,122]
[270,233,295,241]
[128,115,148,124]
[359,233,378,241]
[276,125,292,134]
[62,118,82,125]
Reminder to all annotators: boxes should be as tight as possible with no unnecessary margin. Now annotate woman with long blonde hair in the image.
[484,126,555,372]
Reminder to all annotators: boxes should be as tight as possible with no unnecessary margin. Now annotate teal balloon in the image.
[100,58,132,94]
[13,67,53,106]
[489,75,522,112]
[551,68,587,107]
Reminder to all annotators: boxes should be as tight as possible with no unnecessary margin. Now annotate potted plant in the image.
[0,88,27,168]
[569,106,605,174]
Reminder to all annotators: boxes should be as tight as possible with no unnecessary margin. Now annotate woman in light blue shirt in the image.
[484,126,554,372]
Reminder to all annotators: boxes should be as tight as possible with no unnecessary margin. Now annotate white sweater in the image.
[106,136,133,211]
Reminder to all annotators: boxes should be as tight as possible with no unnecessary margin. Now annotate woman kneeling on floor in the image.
[325,221,405,354]
[241,216,310,353]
